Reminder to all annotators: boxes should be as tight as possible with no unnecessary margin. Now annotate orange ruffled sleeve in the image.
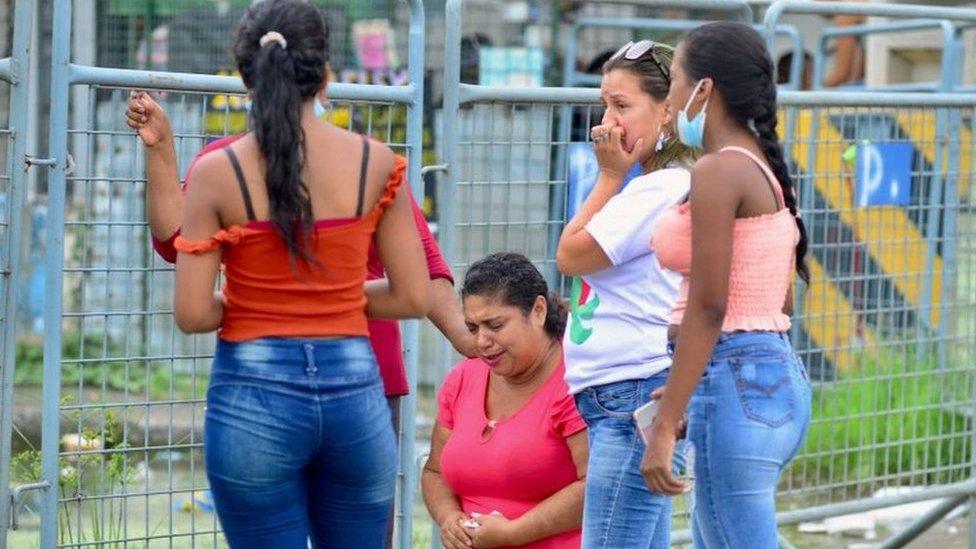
[174,226,252,254]
[370,156,407,216]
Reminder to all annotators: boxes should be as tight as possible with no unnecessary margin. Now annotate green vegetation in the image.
[11,399,140,547]
[14,332,206,401]
[792,349,972,492]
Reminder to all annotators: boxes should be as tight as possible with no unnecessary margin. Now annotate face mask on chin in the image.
[676,79,710,150]
[313,97,327,118]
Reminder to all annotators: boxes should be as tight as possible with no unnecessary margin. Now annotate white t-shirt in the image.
[563,167,690,394]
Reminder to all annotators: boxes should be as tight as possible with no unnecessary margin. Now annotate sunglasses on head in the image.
[610,40,670,83]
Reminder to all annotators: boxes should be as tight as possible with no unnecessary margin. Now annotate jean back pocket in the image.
[728,356,795,428]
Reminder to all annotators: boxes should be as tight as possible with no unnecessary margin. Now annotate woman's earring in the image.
[655,133,666,152]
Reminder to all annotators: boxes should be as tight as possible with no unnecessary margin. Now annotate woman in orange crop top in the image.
[641,23,812,548]
[171,2,429,547]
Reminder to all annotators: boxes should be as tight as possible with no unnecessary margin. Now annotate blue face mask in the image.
[676,79,710,149]
[314,97,327,119]
[244,97,327,118]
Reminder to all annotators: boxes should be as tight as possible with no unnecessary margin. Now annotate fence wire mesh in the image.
[95,0,397,74]
[779,102,976,510]
[38,84,411,548]
[0,75,13,347]
[5,0,976,545]
[440,94,976,533]
[448,101,575,282]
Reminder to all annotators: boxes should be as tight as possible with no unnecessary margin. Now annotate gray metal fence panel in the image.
[0,0,35,546]
[439,88,976,549]
[38,0,426,546]
[93,0,397,73]
[439,1,976,546]
[12,0,976,546]
[49,85,416,549]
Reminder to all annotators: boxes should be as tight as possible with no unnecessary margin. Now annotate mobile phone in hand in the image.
[633,399,659,445]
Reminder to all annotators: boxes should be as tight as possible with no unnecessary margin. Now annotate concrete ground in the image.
[787,515,970,548]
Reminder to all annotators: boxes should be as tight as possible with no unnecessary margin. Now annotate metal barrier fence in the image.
[40,85,416,549]
[562,19,804,89]
[0,0,426,547]
[435,0,976,546]
[0,0,35,545]
[94,0,398,74]
[764,0,976,94]
[811,19,964,92]
[2,0,976,546]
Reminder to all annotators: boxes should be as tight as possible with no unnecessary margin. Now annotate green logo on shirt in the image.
[570,277,600,345]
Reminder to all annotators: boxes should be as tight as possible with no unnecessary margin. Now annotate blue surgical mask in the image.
[244,97,327,119]
[314,97,327,119]
[676,79,710,149]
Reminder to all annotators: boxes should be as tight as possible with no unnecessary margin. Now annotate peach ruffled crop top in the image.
[175,143,406,342]
[651,146,799,332]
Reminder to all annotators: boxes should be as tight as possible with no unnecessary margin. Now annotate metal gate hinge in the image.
[23,155,55,172]
[420,164,448,176]
[9,481,50,530]
[24,153,75,174]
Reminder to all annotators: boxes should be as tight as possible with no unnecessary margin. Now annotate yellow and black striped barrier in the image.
[781,107,971,377]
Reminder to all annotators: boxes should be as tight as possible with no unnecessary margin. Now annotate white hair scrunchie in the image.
[259,31,288,50]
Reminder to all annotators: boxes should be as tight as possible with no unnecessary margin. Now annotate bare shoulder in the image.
[688,151,748,209]
[329,126,397,174]
[691,151,743,189]
[364,136,397,176]
[183,143,237,204]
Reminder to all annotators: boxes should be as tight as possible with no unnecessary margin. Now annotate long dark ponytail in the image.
[682,22,809,283]
[234,0,329,265]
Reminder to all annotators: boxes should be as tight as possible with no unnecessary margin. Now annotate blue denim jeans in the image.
[205,337,397,549]
[574,371,681,549]
[682,331,811,549]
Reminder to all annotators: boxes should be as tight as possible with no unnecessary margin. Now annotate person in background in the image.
[822,5,865,88]
[776,50,813,90]
[556,40,696,548]
[645,22,812,548]
[157,1,433,545]
[127,87,473,392]
[423,253,587,549]
[126,87,473,449]
[126,18,475,547]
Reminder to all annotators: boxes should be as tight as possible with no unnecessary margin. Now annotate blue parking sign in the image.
[855,142,913,207]
[566,142,641,219]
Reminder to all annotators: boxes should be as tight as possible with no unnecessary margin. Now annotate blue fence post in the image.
[42,0,73,546]
[928,21,959,371]
[970,104,976,549]
[917,21,958,364]
[398,1,426,547]
[429,1,464,546]
[0,0,36,545]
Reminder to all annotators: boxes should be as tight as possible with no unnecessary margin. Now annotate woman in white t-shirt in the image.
[556,40,696,548]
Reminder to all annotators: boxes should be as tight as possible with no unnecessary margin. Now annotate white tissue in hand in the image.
[463,510,504,528]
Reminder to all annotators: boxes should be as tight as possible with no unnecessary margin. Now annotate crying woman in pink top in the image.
[422,253,587,549]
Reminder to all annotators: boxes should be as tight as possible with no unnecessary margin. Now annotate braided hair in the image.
[682,22,809,283]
